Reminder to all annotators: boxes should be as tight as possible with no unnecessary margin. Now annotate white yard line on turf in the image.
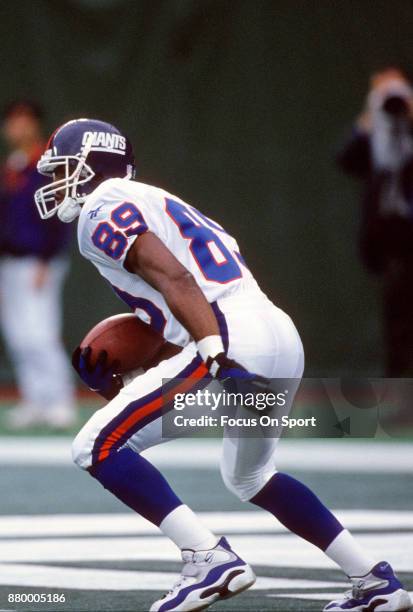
[0,533,412,571]
[0,437,412,472]
[0,565,347,591]
[0,510,413,538]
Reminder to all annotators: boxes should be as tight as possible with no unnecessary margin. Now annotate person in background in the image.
[337,67,413,376]
[0,100,75,428]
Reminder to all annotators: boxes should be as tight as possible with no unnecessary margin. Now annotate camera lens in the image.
[382,95,409,116]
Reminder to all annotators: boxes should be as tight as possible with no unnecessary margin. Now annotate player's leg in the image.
[72,343,255,611]
[224,439,411,612]
[72,344,214,545]
[217,296,411,611]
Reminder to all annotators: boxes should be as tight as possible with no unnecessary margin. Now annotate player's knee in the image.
[220,466,254,502]
[220,464,277,502]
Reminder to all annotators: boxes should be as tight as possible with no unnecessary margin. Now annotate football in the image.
[80,313,181,374]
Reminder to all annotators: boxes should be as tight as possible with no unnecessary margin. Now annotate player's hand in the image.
[72,346,123,400]
[206,352,270,393]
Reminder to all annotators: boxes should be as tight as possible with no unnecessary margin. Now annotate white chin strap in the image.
[57,197,82,223]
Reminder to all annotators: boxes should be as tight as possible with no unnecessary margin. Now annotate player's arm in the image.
[125,231,220,344]
[124,232,269,386]
[73,232,267,400]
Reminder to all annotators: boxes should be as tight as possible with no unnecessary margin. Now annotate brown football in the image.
[80,313,181,374]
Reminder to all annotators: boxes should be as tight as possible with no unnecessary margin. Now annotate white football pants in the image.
[0,255,75,413]
[72,291,304,501]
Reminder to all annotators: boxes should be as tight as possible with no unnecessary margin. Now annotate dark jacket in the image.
[337,127,413,273]
[0,145,72,260]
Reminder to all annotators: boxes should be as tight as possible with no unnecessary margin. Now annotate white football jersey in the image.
[78,178,262,346]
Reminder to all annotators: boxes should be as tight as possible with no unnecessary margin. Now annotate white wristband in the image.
[197,335,224,362]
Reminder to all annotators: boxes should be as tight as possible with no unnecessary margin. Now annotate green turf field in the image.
[0,402,412,612]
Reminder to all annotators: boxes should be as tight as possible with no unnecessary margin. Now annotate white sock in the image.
[159,505,218,551]
[325,529,375,577]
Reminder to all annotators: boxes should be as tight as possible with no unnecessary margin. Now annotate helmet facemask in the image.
[34,134,95,222]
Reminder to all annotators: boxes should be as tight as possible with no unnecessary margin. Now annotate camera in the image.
[382,94,410,117]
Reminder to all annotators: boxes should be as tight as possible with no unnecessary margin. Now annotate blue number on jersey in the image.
[165,198,241,283]
[91,202,148,260]
[111,202,147,237]
[111,284,167,334]
[92,222,127,259]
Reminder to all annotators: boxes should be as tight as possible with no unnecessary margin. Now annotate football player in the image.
[34,119,411,612]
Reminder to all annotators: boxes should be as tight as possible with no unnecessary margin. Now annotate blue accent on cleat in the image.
[324,561,412,611]
[150,536,256,611]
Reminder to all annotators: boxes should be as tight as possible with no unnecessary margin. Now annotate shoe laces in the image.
[351,577,386,600]
[338,587,354,602]
[165,552,200,596]
[334,583,366,602]
[351,583,364,600]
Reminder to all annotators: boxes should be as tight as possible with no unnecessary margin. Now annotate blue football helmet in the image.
[35,118,136,222]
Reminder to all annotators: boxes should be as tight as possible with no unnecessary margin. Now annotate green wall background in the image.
[2,0,413,378]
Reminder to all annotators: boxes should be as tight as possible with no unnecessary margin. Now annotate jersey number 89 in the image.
[91,202,147,259]
[92,198,242,285]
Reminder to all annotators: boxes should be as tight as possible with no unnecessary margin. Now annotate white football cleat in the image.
[150,536,255,611]
[324,561,412,611]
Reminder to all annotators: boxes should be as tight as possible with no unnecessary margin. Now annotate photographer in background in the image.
[337,68,413,376]
[0,101,75,428]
